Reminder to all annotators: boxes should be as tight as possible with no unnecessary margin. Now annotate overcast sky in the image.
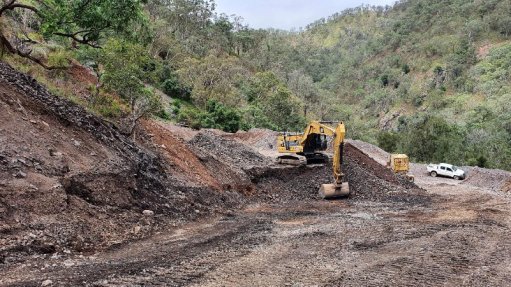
[215,0,397,30]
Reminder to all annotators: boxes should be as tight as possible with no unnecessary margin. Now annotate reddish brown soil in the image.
[0,65,150,257]
[66,63,98,86]
[0,61,243,264]
[140,120,222,190]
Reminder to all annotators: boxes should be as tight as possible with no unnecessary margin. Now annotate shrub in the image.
[380,74,389,87]
[240,104,277,131]
[162,75,191,101]
[200,100,241,133]
[401,115,466,164]
[402,64,410,74]
[177,106,203,129]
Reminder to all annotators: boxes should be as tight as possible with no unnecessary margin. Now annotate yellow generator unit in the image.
[388,154,414,182]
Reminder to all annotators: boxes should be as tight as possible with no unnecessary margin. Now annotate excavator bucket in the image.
[319,182,350,199]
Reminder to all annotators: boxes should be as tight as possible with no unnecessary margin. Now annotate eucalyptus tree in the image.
[0,0,148,68]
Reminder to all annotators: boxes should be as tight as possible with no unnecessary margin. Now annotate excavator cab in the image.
[277,122,337,165]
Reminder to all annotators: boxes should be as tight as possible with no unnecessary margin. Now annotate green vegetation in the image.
[1,0,511,170]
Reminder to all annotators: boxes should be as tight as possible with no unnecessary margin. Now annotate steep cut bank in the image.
[0,62,241,262]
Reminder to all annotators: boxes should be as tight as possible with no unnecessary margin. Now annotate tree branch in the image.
[0,35,66,70]
[53,32,101,48]
[17,49,66,70]
[0,0,17,16]
[0,1,39,17]
[9,3,39,13]
[0,33,16,53]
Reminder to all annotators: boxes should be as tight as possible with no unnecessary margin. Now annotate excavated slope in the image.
[0,60,425,265]
[0,62,240,261]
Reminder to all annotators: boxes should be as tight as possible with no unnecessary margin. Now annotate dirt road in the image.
[2,177,510,287]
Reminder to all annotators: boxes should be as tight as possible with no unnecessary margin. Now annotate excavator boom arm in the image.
[319,121,350,199]
[332,123,346,184]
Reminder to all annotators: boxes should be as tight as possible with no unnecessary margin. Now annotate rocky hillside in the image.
[0,61,242,261]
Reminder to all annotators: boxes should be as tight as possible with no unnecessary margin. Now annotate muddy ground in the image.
[1,61,511,286]
[2,177,510,287]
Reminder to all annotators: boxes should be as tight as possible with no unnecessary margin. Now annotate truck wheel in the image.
[431,171,437,177]
[454,175,460,180]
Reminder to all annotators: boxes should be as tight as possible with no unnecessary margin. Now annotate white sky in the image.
[215,0,397,30]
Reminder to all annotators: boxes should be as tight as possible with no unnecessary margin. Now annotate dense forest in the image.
[1,0,510,170]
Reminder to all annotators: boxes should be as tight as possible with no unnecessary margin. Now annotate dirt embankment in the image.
[0,61,241,263]
[461,166,511,193]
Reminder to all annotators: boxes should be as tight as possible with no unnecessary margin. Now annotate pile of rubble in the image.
[343,143,428,204]
[230,128,279,153]
[186,131,273,194]
[189,131,273,170]
[189,127,426,203]
[0,62,243,263]
[462,166,511,193]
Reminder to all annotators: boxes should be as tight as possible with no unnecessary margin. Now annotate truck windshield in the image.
[452,166,458,171]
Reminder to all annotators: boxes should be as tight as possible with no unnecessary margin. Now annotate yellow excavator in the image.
[277,121,350,199]
[277,121,336,165]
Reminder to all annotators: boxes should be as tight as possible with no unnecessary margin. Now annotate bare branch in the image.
[0,0,17,16]
[53,32,101,48]
[9,3,39,14]
[0,35,67,70]
[0,0,39,17]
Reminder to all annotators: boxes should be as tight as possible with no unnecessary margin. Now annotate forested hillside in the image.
[278,0,511,171]
[1,0,510,170]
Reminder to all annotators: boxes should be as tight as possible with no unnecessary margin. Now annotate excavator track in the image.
[276,154,307,166]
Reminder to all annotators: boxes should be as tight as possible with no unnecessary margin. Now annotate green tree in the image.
[377,131,399,153]
[286,69,319,117]
[0,0,148,68]
[240,104,277,131]
[244,72,306,130]
[178,54,250,108]
[84,39,161,135]
[401,116,465,164]
[146,0,215,56]
[162,73,190,100]
[261,86,306,131]
[200,100,241,133]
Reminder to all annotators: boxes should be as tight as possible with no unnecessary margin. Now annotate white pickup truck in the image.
[427,163,466,180]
